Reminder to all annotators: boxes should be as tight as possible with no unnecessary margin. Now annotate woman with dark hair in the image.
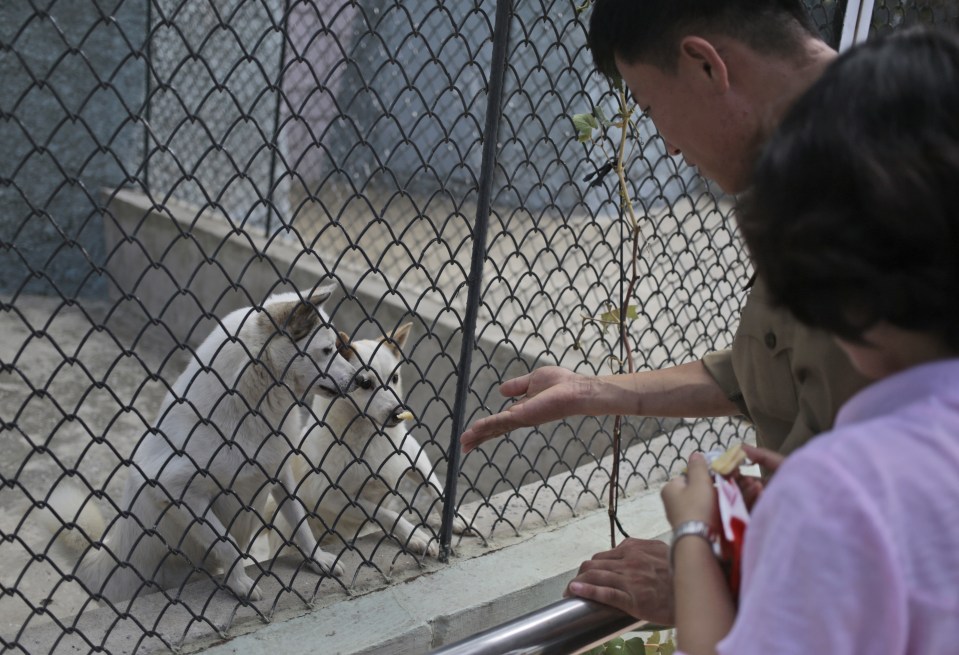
[660,26,959,654]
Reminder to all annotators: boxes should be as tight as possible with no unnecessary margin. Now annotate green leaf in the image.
[599,305,638,326]
[623,636,646,655]
[658,641,677,655]
[605,637,626,655]
[572,112,599,142]
[599,308,618,326]
[594,105,609,126]
[645,631,661,645]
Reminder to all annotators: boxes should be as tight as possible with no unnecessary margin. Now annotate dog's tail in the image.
[40,480,108,557]
[38,479,156,603]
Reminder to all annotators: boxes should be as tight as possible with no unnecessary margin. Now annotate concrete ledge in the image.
[199,486,670,655]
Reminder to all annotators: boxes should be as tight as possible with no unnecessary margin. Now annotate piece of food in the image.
[710,442,748,477]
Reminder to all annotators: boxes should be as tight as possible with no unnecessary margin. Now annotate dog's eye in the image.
[357,376,374,390]
[391,373,399,384]
[322,346,333,356]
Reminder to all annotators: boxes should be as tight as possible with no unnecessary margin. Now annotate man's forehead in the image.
[614,60,654,104]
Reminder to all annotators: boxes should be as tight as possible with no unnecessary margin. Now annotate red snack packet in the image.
[705,444,751,601]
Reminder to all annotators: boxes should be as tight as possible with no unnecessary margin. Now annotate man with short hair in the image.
[461,0,869,625]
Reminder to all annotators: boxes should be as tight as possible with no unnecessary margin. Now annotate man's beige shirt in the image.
[702,277,869,454]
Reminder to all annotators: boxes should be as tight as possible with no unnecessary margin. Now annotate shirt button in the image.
[764,332,777,349]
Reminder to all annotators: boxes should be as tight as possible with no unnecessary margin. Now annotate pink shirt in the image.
[690,358,959,654]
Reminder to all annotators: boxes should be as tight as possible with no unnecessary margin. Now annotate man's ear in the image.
[678,36,730,93]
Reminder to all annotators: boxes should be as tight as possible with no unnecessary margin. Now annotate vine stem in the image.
[609,84,643,548]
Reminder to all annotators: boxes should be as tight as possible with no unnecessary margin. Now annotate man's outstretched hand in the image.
[460,366,596,452]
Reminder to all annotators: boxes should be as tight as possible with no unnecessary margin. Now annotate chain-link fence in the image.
[2,0,955,652]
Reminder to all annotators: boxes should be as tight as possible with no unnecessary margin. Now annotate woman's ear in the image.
[678,35,730,93]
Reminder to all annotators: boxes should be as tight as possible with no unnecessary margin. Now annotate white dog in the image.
[276,323,467,559]
[44,286,355,603]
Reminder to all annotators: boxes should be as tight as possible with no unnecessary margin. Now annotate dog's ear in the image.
[269,299,320,342]
[337,330,356,360]
[269,286,335,342]
[308,285,334,308]
[383,322,412,356]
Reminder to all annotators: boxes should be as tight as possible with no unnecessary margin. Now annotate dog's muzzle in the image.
[386,407,414,428]
[315,374,356,398]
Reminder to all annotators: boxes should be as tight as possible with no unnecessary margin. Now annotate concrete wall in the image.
[145,0,290,231]
[0,2,147,298]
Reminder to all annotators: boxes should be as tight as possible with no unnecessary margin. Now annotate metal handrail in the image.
[427,598,650,655]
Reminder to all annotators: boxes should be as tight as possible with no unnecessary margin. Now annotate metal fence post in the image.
[440,0,513,562]
[143,0,153,192]
[266,0,292,237]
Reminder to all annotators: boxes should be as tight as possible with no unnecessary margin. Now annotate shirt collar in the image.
[835,357,959,427]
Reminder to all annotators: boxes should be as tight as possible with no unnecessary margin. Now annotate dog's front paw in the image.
[405,526,439,557]
[307,551,344,578]
[451,515,472,535]
[427,513,474,536]
[226,571,262,602]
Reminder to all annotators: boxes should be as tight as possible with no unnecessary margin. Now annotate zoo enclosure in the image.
[2,0,956,653]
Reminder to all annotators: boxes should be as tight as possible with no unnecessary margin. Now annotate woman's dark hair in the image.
[588,0,819,77]
[739,26,959,349]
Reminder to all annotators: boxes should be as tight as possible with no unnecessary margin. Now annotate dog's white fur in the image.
[275,323,466,558]
[43,286,355,602]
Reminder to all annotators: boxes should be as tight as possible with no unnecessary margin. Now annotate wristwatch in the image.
[670,520,718,569]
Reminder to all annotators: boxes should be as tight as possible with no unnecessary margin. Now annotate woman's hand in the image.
[661,452,719,529]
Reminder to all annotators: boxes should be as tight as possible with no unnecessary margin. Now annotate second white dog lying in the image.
[277,323,466,558]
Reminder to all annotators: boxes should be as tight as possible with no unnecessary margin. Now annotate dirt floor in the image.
[0,294,188,644]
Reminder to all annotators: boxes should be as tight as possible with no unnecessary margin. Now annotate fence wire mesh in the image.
[1,0,955,652]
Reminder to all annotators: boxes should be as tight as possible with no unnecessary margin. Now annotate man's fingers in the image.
[566,578,635,617]
[498,373,533,397]
[461,418,510,451]
[576,557,623,576]
[460,401,533,451]
[581,545,626,562]
[586,538,667,563]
